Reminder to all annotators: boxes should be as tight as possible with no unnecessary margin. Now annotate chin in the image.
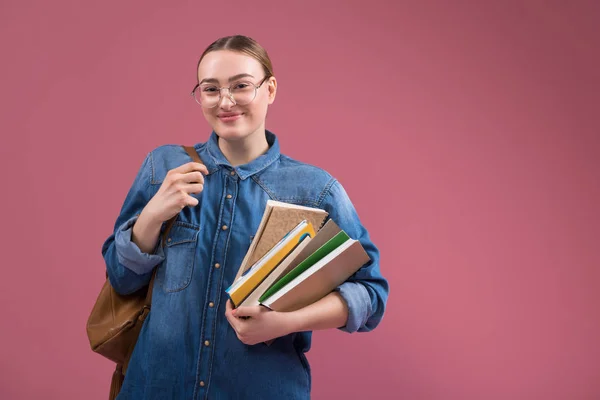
[214,124,252,141]
[214,118,261,139]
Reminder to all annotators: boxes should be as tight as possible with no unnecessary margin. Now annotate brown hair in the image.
[196,35,274,82]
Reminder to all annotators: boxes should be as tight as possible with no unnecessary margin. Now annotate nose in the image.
[218,88,236,109]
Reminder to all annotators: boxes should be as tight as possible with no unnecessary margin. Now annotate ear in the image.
[267,76,277,104]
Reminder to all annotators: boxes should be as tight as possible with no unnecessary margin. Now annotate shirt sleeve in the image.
[100,151,165,295]
[319,178,390,333]
[114,214,165,274]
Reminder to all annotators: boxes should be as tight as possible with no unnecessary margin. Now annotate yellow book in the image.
[226,220,316,307]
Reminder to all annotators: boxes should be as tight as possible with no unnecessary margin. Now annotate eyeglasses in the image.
[191,76,270,108]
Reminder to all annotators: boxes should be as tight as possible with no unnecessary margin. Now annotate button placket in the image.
[196,169,239,394]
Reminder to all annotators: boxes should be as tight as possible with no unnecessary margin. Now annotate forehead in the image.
[197,50,262,81]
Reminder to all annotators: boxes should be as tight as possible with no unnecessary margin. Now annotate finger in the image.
[181,171,205,184]
[225,304,240,331]
[183,183,204,195]
[224,301,233,320]
[225,299,238,319]
[173,162,209,176]
[225,313,238,331]
[185,195,199,208]
[234,306,260,318]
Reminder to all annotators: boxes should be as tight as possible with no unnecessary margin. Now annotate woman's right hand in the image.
[144,162,209,224]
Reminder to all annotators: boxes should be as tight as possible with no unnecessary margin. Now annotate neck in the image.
[218,126,270,167]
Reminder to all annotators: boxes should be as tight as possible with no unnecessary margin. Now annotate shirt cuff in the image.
[114,215,165,275]
[335,281,372,333]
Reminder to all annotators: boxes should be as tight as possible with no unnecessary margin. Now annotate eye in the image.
[202,86,218,92]
[233,82,250,90]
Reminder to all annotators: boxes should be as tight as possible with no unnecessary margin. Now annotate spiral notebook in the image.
[234,200,329,282]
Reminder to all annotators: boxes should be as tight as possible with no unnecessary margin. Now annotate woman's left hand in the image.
[225,299,295,345]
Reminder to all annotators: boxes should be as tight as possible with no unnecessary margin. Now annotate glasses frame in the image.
[190,75,271,108]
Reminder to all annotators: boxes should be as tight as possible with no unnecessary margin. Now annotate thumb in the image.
[234,306,260,318]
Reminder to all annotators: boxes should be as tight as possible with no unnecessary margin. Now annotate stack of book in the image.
[226,200,370,312]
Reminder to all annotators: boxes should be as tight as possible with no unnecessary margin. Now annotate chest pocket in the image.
[157,222,199,293]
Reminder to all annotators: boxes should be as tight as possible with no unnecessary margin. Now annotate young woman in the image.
[102,35,389,399]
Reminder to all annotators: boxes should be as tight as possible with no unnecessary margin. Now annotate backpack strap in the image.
[183,145,203,164]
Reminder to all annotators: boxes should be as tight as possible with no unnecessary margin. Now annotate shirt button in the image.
[230,170,236,176]
[200,381,205,387]
[222,225,228,230]
[226,194,232,199]
[208,302,214,308]
[167,238,172,242]
[204,340,210,347]
[214,263,221,269]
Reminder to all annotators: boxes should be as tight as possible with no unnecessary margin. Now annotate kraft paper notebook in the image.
[234,200,329,282]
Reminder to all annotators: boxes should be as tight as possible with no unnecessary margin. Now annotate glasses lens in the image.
[230,81,256,105]
[195,85,219,108]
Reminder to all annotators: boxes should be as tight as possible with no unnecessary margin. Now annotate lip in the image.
[218,113,243,122]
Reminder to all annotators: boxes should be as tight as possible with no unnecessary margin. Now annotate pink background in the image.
[1,1,599,399]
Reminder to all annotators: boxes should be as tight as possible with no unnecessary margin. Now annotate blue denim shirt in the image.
[101,130,389,399]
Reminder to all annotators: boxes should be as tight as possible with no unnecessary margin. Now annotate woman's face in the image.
[196,50,276,142]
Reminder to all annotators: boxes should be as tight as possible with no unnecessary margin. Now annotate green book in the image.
[259,230,350,302]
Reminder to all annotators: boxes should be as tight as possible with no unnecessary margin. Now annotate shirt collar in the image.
[203,129,280,180]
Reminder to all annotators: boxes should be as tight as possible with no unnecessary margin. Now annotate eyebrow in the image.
[199,73,255,85]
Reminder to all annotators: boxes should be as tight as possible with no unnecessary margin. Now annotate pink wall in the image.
[1,1,599,399]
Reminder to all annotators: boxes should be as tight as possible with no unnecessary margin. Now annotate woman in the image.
[102,35,389,399]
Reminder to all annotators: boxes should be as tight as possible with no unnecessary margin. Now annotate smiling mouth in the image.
[218,113,244,122]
